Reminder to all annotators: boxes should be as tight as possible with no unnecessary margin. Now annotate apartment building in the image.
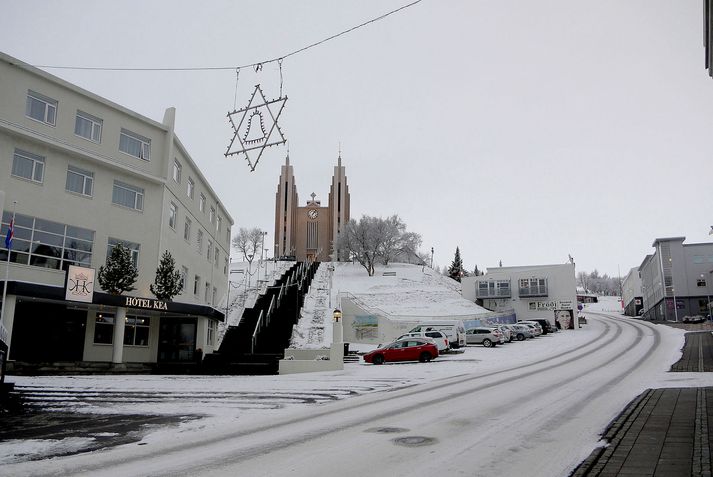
[639,237,713,321]
[0,52,232,368]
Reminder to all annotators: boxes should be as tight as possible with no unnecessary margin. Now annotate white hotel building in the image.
[0,52,232,371]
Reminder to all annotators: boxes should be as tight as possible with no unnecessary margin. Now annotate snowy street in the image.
[6,311,712,476]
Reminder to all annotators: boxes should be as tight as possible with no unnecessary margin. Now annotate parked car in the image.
[363,338,439,365]
[398,330,449,353]
[522,319,554,334]
[409,320,467,348]
[505,324,534,341]
[519,322,542,336]
[465,327,504,347]
[496,325,512,342]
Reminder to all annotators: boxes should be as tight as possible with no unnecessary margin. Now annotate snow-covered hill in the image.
[291,262,490,349]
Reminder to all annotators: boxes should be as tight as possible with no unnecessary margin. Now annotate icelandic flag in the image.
[5,218,14,250]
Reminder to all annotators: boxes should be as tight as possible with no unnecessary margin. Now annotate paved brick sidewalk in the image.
[671,332,713,372]
[573,328,713,476]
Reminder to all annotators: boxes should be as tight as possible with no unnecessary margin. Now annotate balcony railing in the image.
[476,287,512,299]
[519,285,548,297]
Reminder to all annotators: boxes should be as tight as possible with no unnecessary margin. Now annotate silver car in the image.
[507,324,534,341]
[466,327,504,347]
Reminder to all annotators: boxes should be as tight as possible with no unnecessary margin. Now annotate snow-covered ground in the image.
[291,262,490,349]
[3,276,712,476]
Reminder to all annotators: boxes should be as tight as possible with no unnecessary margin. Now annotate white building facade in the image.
[461,263,578,329]
[0,52,232,369]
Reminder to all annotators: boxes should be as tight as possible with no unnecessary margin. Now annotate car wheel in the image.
[373,355,384,365]
[483,339,492,348]
[516,333,525,341]
[419,352,432,363]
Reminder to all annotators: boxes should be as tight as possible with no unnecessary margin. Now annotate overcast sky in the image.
[2,1,712,277]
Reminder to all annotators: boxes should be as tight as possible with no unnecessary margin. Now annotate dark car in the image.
[363,338,439,365]
[522,319,554,334]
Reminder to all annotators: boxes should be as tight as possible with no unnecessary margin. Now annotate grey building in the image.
[0,51,233,369]
[639,237,713,321]
[621,266,643,317]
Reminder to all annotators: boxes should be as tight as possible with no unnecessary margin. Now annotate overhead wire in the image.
[31,0,423,72]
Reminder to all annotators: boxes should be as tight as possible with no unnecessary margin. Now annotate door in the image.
[158,318,197,362]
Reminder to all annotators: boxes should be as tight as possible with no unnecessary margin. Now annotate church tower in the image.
[273,153,350,262]
[274,155,298,258]
[328,153,350,260]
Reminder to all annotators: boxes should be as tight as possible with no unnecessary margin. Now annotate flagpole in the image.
[1,201,17,329]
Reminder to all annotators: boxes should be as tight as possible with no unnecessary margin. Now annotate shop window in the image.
[94,314,114,344]
[207,320,217,346]
[124,316,150,346]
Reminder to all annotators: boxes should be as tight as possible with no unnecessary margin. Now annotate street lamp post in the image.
[704,273,712,320]
[430,247,434,269]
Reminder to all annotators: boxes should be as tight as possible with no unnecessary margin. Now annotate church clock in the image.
[308,209,318,219]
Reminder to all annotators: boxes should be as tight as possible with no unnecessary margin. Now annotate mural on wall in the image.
[352,315,378,340]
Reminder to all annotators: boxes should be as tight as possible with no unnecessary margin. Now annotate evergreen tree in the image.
[448,247,465,282]
[473,264,481,276]
[150,250,183,301]
[98,243,138,295]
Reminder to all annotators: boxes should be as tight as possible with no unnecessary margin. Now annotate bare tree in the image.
[338,215,423,275]
[231,227,264,266]
[338,216,381,276]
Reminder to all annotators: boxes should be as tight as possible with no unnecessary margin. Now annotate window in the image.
[194,275,200,295]
[199,194,206,213]
[172,159,182,183]
[197,229,203,253]
[93,314,114,344]
[74,111,102,142]
[66,165,94,196]
[215,247,219,266]
[207,239,213,261]
[26,90,57,125]
[224,257,229,275]
[107,237,140,268]
[187,177,194,199]
[119,128,151,160]
[209,206,216,224]
[181,266,188,291]
[226,227,231,243]
[217,216,222,232]
[112,180,144,211]
[12,149,45,183]
[1,212,95,270]
[212,286,217,306]
[124,316,150,346]
[169,202,178,229]
[698,279,707,287]
[205,282,211,303]
[207,320,217,346]
[184,217,191,241]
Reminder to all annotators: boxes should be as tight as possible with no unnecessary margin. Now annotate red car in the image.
[363,338,439,365]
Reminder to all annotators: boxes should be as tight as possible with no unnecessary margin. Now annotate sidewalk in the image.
[572,327,713,476]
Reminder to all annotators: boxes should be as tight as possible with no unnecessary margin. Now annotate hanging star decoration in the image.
[225,84,287,171]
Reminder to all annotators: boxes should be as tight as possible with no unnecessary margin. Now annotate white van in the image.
[409,320,467,348]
